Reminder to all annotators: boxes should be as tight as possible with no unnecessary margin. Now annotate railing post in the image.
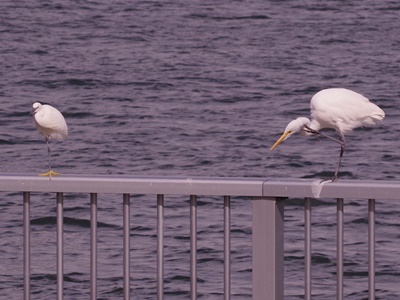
[57,192,64,300]
[252,197,284,300]
[368,199,375,300]
[190,195,197,300]
[123,194,130,300]
[23,192,30,300]
[157,194,164,300]
[224,196,231,300]
[90,193,97,300]
[305,198,312,300]
[337,198,344,300]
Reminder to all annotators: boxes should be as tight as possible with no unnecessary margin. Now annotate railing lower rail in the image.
[2,175,399,299]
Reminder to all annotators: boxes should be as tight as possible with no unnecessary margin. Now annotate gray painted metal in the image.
[263,179,400,199]
[190,195,197,300]
[252,197,284,300]
[304,198,311,300]
[0,175,399,199]
[123,194,130,300]
[0,175,264,196]
[90,193,97,300]
[337,199,344,300]
[369,199,375,300]
[157,194,164,300]
[57,193,64,300]
[224,196,231,300]
[11,175,395,299]
[23,192,30,300]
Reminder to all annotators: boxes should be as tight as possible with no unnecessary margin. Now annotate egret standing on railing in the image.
[32,102,68,177]
[270,88,385,180]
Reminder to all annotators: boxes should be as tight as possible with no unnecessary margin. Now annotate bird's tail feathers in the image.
[370,111,385,122]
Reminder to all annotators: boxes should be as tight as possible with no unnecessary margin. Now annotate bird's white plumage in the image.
[32,102,68,177]
[270,88,385,179]
[309,88,385,134]
[32,102,68,141]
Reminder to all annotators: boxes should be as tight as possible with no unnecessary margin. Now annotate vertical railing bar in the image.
[224,196,231,300]
[304,197,312,300]
[157,194,164,300]
[23,192,31,300]
[337,198,344,300]
[57,192,64,300]
[123,194,130,300]
[368,199,375,300]
[90,193,98,300]
[190,195,197,300]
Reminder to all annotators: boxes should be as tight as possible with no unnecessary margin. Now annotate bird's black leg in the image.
[39,138,59,178]
[303,125,319,135]
[304,125,343,144]
[46,138,51,172]
[304,125,346,181]
[332,133,346,181]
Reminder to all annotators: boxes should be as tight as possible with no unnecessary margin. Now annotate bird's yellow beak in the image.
[270,131,292,151]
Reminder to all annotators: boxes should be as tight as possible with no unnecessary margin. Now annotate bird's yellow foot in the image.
[39,170,60,177]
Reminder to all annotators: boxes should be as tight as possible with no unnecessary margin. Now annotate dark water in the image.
[0,0,399,299]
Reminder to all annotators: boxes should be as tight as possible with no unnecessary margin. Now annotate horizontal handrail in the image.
[0,174,399,198]
[0,174,264,195]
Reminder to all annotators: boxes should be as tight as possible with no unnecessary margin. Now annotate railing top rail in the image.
[263,179,400,200]
[0,174,399,199]
[0,174,264,196]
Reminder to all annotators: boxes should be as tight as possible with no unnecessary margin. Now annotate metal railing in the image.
[1,175,399,299]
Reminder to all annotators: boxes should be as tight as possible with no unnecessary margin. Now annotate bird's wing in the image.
[310,88,384,134]
[35,107,68,140]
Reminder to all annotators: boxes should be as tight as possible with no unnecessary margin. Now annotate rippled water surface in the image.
[1,0,400,299]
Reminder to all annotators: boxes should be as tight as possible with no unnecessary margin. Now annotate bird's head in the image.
[270,117,311,151]
[31,102,42,115]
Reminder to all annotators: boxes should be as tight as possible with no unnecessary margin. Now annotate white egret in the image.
[32,102,68,177]
[270,88,385,180]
